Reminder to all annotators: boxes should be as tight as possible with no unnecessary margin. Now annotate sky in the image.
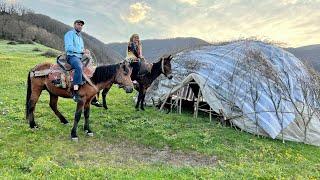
[6,0,320,47]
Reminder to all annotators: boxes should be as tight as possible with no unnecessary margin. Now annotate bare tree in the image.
[0,1,7,14]
[252,50,320,144]
[294,63,320,142]
[246,50,287,142]
[240,50,264,136]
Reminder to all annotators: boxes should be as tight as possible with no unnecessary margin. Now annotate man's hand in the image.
[83,49,90,55]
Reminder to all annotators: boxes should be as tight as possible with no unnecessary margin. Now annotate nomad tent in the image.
[145,40,320,146]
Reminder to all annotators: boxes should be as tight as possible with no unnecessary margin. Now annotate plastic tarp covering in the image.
[145,40,320,143]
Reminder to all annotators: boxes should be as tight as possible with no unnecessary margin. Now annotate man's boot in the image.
[72,90,82,103]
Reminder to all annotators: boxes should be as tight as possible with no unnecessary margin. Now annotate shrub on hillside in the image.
[17,39,34,44]
[7,41,17,45]
[41,50,59,58]
[32,47,41,52]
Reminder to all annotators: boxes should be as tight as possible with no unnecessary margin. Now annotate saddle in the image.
[126,57,153,74]
[48,54,95,89]
[141,61,153,73]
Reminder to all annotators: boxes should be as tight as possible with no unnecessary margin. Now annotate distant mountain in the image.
[286,45,320,71]
[0,4,123,64]
[106,37,210,62]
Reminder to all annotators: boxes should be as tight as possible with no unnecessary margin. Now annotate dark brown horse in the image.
[98,54,173,110]
[26,62,133,140]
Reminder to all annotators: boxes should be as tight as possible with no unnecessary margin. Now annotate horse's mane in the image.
[91,64,120,84]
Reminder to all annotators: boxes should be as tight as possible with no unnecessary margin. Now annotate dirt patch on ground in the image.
[74,140,217,167]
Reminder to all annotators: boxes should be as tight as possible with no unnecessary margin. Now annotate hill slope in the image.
[0,10,123,64]
[287,45,320,71]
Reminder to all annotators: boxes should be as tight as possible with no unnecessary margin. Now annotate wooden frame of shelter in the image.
[159,81,226,122]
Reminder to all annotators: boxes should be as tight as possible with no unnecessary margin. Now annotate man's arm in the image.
[64,31,74,53]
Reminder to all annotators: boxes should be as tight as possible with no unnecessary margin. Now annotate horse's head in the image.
[161,55,173,79]
[115,62,133,93]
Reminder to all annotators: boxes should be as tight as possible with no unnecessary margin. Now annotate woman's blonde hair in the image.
[129,34,141,45]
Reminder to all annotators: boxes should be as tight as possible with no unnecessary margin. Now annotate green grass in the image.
[0,39,319,179]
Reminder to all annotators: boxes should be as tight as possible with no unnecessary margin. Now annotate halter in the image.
[161,57,165,74]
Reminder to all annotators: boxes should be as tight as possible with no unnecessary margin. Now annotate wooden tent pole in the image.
[179,88,182,114]
[159,87,173,111]
[209,107,212,122]
[194,89,202,118]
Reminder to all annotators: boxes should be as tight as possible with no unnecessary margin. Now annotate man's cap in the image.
[74,19,85,25]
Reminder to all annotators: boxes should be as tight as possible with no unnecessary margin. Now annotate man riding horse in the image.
[64,19,89,102]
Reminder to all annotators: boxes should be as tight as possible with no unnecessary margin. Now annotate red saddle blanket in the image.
[48,64,95,89]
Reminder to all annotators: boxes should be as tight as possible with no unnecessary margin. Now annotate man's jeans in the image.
[67,55,83,86]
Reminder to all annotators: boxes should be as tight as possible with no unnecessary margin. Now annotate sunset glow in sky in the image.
[9,0,320,47]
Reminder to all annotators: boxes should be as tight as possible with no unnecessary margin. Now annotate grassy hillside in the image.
[0,40,319,179]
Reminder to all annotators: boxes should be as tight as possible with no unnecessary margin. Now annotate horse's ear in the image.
[122,63,126,71]
[168,55,173,61]
[123,63,130,74]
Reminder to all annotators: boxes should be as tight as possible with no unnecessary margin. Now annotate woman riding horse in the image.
[97,54,173,110]
[126,33,149,79]
[92,34,174,110]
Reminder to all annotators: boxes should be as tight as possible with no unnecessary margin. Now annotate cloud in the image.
[166,0,320,47]
[279,0,320,5]
[121,2,151,24]
[5,0,17,4]
[177,0,199,6]
[17,0,320,46]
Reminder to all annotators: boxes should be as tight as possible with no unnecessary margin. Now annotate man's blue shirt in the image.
[64,29,84,58]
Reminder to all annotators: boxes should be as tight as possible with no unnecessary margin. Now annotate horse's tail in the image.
[26,71,31,120]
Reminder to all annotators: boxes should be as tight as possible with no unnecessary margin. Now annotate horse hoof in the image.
[71,137,78,142]
[141,108,145,111]
[87,132,94,137]
[85,130,94,137]
[30,126,38,130]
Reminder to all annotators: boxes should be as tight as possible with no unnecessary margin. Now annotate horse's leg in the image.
[135,84,144,110]
[49,94,69,124]
[27,87,43,129]
[135,91,142,110]
[96,90,100,100]
[140,89,147,111]
[102,88,109,110]
[83,102,93,136]
[71,100,84,140]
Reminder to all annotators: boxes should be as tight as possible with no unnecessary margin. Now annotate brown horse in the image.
[98,54,173,110]
[26,62,133,140]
